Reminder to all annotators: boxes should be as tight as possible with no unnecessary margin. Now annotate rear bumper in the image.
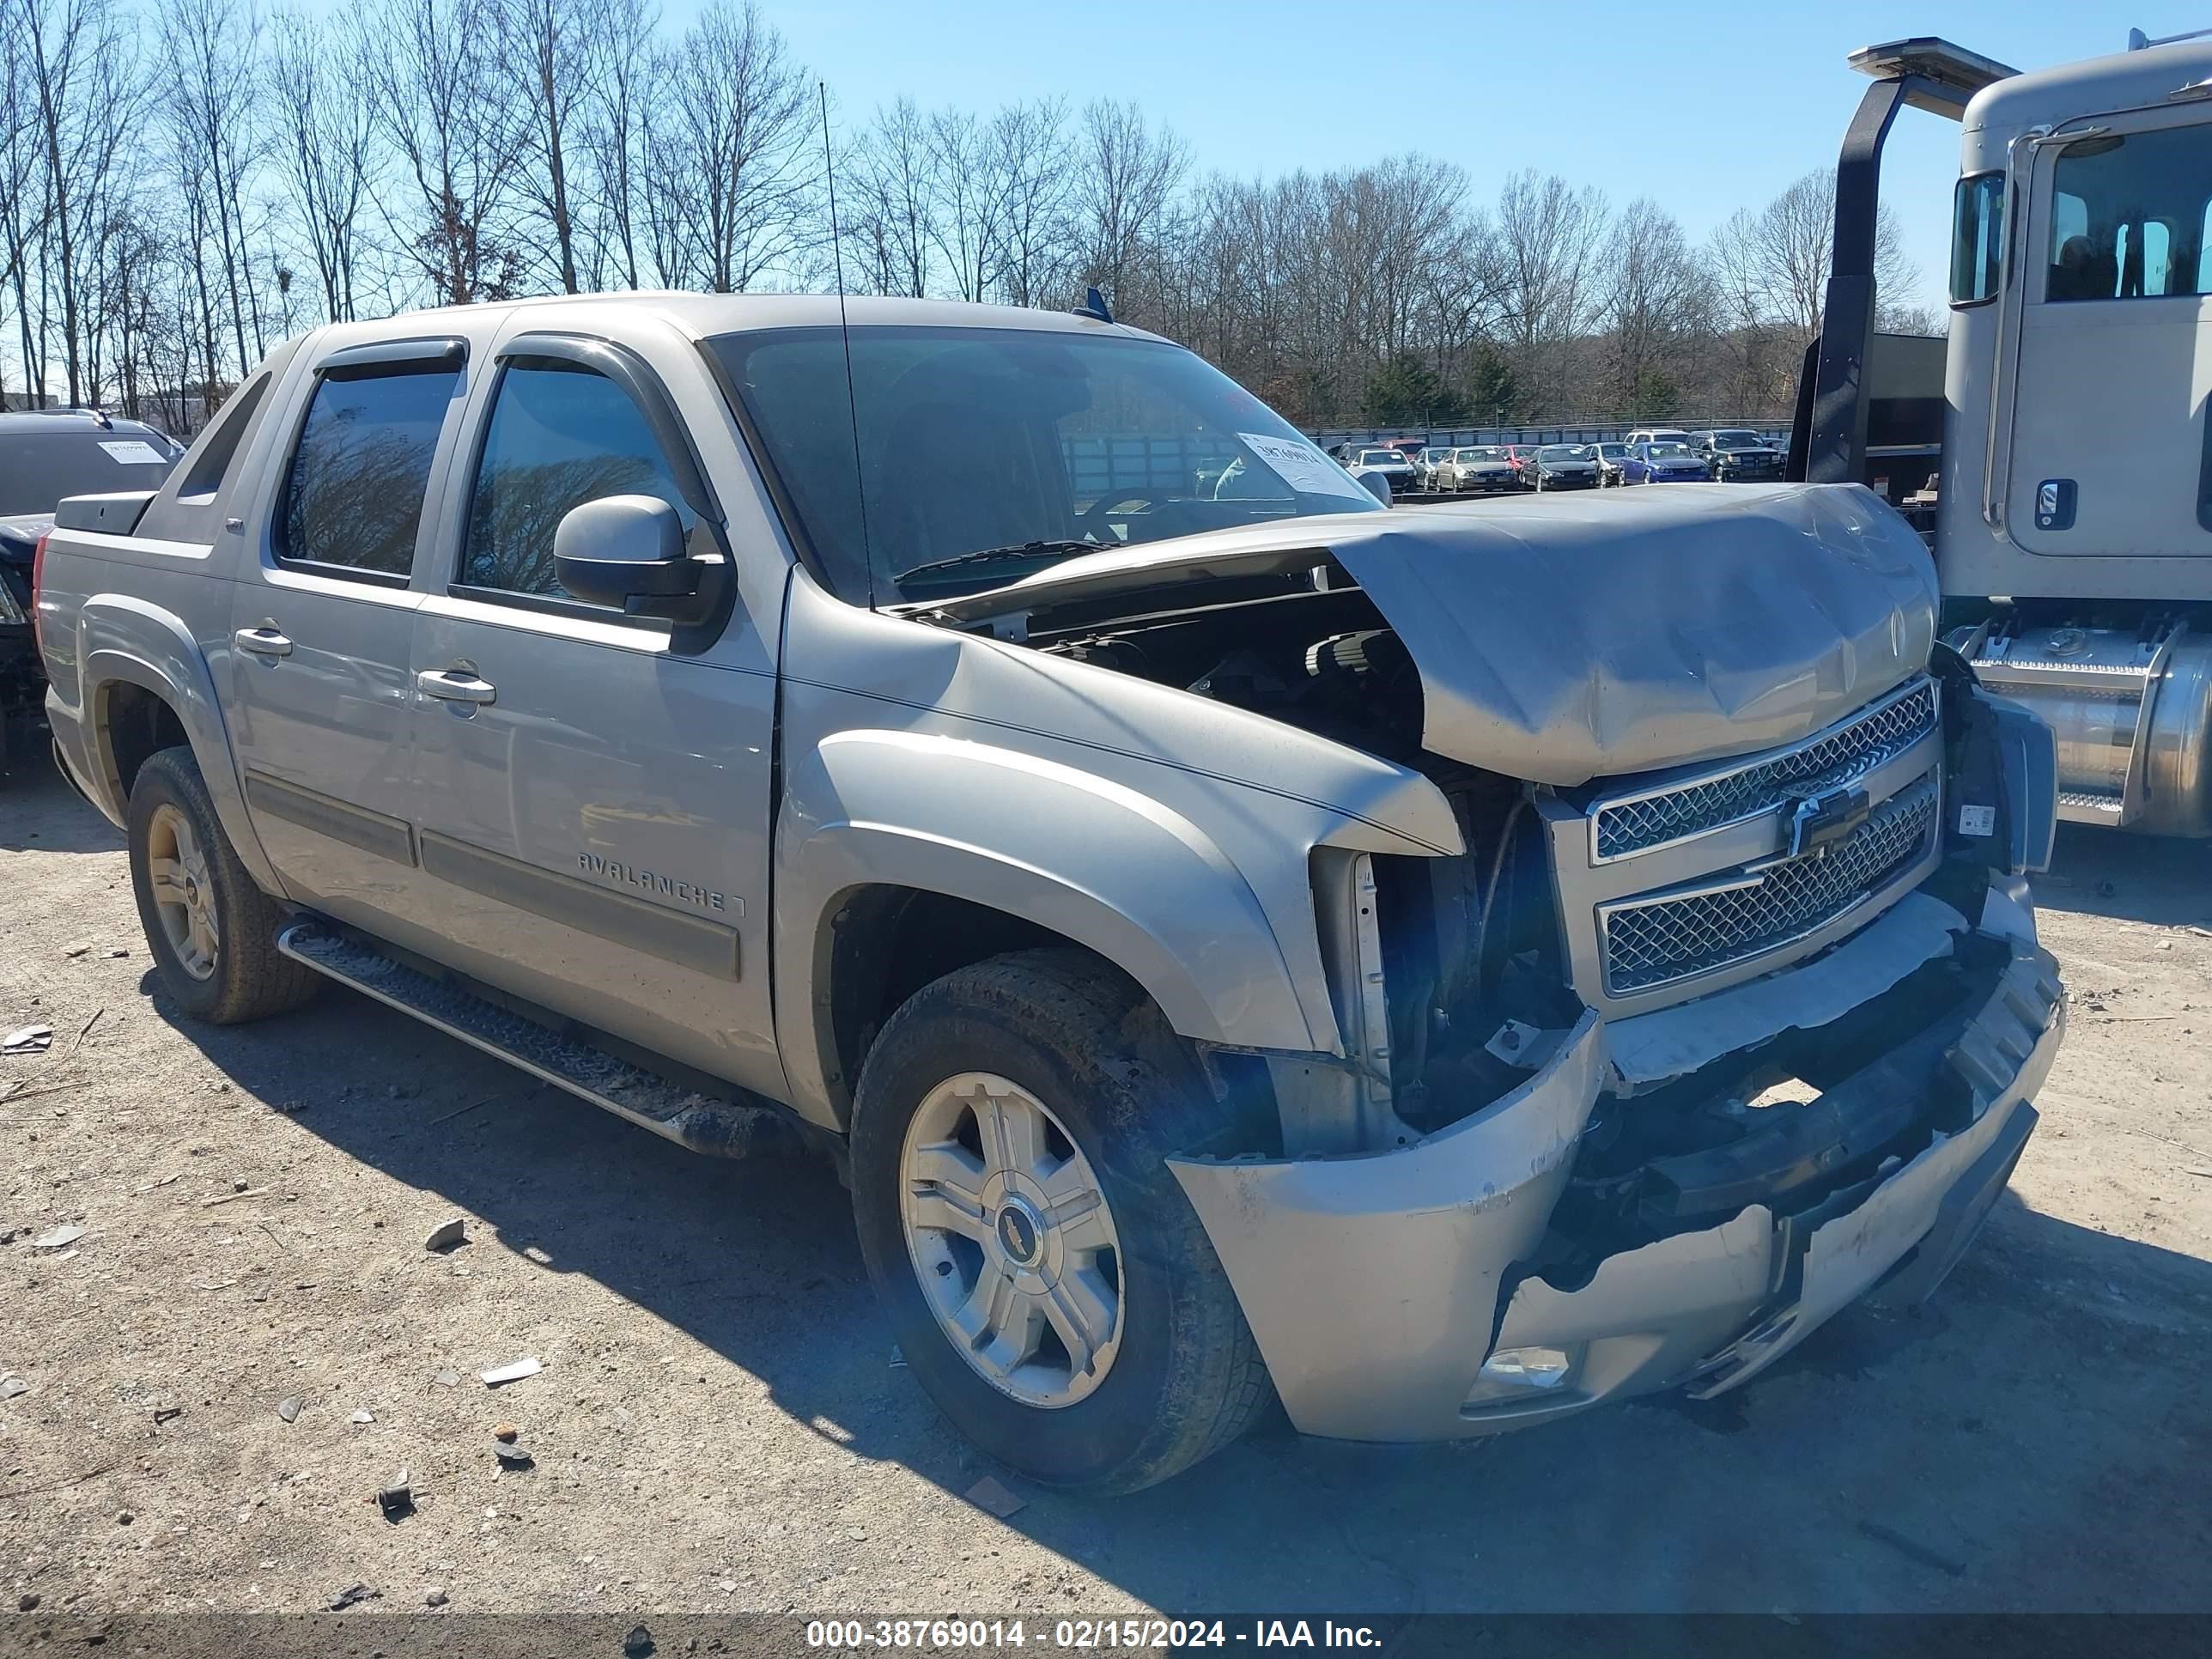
[1170,881,2063,1443]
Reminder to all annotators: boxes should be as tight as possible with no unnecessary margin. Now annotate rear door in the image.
[226,339,469,927]
[2008,108,2212,556]
[403,326,785,1100]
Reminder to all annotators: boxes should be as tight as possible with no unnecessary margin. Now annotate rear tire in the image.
[849,948,1273,1494]
[126,746,319,1024]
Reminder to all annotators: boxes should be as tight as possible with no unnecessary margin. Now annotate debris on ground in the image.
[377,1471,413,1522]
[433,1369,459,1388]
[624,1625,654,1658]
[276,1395,301,1424]
[0,1376,27,1399]
[152,1406,184,1425]
[327,1583,380,1611]
[480,1356,543,1387]
[965,1475,1026,1518]
[423,1217,467,1253]
[31,1224,85,1250]
[16,1593,38,1611]
[349,1409,374,1424]
[424,1588,447,1607]
[494,1441,534,1469]
[105,947,129,959]
[1,1025,52,1054]
[199,1188,270,1207]
[492,1423,517,1442]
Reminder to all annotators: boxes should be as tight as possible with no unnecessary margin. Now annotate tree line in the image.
[0,0,1933,432]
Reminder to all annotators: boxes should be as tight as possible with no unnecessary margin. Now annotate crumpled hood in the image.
[915,482,1938,787]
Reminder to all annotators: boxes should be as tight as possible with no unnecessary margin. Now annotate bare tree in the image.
[1708,167,1918,338]
[647,0,813,293]
[365,0,526,305]
[268,9,374,324]
[1493,169,1609,416]
[850,97,933,296]
[12,0,139,403]
[1601,198,1710,412]
[986,98,1067,307]
[497,0,605,294]
[577,0,651,289]
[1069,98,1186,312]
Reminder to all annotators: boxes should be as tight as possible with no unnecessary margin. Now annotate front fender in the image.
[775,729,1319,1125]
[70,595,277,891]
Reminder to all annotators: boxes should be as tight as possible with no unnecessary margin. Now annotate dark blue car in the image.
[1629,440,1709,483]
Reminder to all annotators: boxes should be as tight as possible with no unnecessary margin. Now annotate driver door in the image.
[404,329,786,1102]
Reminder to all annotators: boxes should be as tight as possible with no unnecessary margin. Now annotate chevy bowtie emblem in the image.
[1785,783,1873,860]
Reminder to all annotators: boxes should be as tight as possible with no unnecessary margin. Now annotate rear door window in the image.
[277,363,462,580]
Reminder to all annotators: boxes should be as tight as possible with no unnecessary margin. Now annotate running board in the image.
[276,921,799,1159]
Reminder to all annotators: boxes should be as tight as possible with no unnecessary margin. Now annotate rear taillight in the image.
[30,532,48,658]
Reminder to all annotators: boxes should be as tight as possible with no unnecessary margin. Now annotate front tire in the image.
[126,746,319,1024]
[849,949,1273,1493]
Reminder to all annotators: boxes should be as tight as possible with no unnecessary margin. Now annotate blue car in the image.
[1630,440,1709,483]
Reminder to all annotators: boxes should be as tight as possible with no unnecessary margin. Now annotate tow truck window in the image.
[2046,126,2212,301]
[1951,171,2004,305]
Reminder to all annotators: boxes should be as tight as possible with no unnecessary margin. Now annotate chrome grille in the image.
[1602,775,1939,994]
[1593,678,1938,861]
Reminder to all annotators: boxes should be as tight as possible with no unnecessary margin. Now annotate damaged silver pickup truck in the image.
[33,296,2061,1492]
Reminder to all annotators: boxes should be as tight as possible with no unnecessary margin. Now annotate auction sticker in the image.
[99,440,169,465]
[1237,433,1371,501]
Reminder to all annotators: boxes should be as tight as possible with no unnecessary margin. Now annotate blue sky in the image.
[737,2,2205,311]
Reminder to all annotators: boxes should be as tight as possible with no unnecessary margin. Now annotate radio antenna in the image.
[819,81,877,611]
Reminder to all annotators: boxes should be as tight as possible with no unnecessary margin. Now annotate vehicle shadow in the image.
[0,738,124,855]
[153,975,2212,1615]
[2032,823,2212,928]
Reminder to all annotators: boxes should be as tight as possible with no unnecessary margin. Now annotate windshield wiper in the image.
[896,539,1100,584]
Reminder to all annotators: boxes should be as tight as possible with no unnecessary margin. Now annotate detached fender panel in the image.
[72,595,277,890]
[776,729,1315,1124]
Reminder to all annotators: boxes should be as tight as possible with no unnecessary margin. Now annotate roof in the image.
[0,409,170,438]
[1963,35,2212,142]
[337,290,1171,344]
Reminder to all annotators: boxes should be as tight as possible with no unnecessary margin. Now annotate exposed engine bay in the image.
[1015,561,2034,1275]
[1025,571,1577,1125]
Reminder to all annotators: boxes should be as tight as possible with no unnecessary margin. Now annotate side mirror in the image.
[554,494,715,619]
[1358,471,1394,505]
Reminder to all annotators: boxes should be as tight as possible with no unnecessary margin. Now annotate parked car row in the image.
[1327,429,1787,495]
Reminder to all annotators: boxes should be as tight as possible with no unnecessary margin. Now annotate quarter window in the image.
[1950,171,2004,305]
[278,363,459,578]
[2047,125,2212,301]
[459,360,690,601]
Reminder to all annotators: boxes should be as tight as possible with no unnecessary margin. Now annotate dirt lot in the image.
[2,752,2208,1620]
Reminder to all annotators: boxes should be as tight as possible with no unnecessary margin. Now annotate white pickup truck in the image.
[33,294,2063,1492]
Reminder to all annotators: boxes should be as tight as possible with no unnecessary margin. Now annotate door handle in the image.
[234,626,293,658]
[416,668,497,706]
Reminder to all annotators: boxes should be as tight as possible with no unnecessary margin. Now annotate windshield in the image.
[1539,445,1582,461]
[1462,447,1503,460]
[1357,449,1402,465]
[0,428,176,515]
[1714,432,1764,449]
[714,327,1379,604]
[1645,442,1694,459]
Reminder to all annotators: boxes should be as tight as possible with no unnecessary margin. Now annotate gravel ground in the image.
[2,751,2209,1620]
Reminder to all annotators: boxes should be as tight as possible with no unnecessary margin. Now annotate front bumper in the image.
[1170,882,2063,1442]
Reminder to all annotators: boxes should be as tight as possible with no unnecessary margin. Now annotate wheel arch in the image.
[773,730,1325,1130]
[75,596,279,892]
